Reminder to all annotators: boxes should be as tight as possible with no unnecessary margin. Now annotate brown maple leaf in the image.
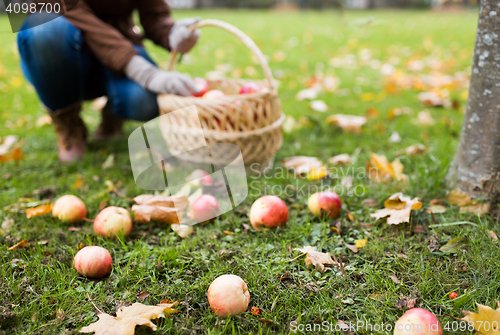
[80,302,178,335]
[294,246,338,273]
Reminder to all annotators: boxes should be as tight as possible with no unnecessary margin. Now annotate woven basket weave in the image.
[157,19,284,172]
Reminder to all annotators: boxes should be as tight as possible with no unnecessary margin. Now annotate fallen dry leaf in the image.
[294,246,338,273]
[459,203,491,215]
[25,203,53,218]
[282,156,323,176]
[361,198,378,207]
[345,243,358,253]
[396,144,427,156]
[80,302,178,335]
[355,239,368,248]
[170,224,194,238]
[488,230,498,242]
[8,240,28,251]
[74,174,85,189]
[296,87,319,101]
[462,304,500,335]
[440,237,465,253]
[371,193,422,225]
[389,131,402,143]
[132,194,189,224]
[367,153,406,183]
[102,154,115,170]
[425,205,447,214]
[310,100,328,112]
[328,154,351,166]
[446,189,491,215]
[389,275,400,284]
[447,189,472,207]
[326,114,367,133]
[418,91,448,107]
[414,110,435,126]
[306,166,328,181]
[36,115,52,127]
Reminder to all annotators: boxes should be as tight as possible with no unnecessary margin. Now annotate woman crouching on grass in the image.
[17,0,201,162]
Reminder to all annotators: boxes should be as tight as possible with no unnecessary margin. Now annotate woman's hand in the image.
[125,55,197,96]
[169,17,201,54]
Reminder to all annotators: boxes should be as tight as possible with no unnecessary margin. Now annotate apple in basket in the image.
[239,82,261,94]
[203,89,225,99]
[192,78,208,97]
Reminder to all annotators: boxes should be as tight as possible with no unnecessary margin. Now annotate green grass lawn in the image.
[1,8,499,335]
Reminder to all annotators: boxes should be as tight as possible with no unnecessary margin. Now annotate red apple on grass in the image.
[307,191,342,219]
[73,246,112,278]
[93,206,132,238]
[203,89,225,99]
[192,78,208,97]
[207,274,250,317]
[394,308,442,335]
[187,169,213,187]
[52,195,87,223]
[249,195,289,230]
[190,194,220,222]
[239,82,261,94]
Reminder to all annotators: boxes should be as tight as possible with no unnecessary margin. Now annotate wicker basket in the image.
[157,19,284,173]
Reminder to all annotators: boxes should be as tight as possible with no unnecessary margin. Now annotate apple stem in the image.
[82,218,94,222]
[86,293,104,314]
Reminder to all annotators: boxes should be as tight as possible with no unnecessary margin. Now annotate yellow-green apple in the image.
[93,206,132,238]
[394,308,442,335]
[307,191,342,219]
[73,246,112,278]
[192,78,208,97]
[249,195,289,230]
[207,274,250,317]
[52,195,87,223]
[190,194,219,222]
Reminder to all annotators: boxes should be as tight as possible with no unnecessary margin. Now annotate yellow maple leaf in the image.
[80,302,178,335]
[368,153,407,183]
[462,304,500,335]
[371,193,422,225]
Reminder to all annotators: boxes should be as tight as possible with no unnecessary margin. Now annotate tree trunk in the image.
[447,0,500,200]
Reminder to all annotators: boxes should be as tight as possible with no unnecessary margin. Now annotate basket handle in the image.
[168,19,276,91]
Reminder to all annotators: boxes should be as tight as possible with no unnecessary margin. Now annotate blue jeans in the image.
[17,13,159,121]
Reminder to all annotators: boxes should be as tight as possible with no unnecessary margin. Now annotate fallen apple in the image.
[394,308,442,335]
[93,206,133,238]
[203,89,225,99]
[308,191,342,219]
[249,195,289,230]
[73,246,112,278]
[239,82,261,94]
[207,274,250,317]
[52,195,87,223]
[190,194,219,222]
[187,169,213,187]
[192,78,208,97]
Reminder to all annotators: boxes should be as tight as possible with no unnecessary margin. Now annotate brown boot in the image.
[48,102,87,162]
[94,102,124,141]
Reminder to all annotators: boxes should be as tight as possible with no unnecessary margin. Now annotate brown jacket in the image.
[47,0,175,73]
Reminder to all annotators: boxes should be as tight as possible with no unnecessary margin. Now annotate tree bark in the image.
[447,0,500,200]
